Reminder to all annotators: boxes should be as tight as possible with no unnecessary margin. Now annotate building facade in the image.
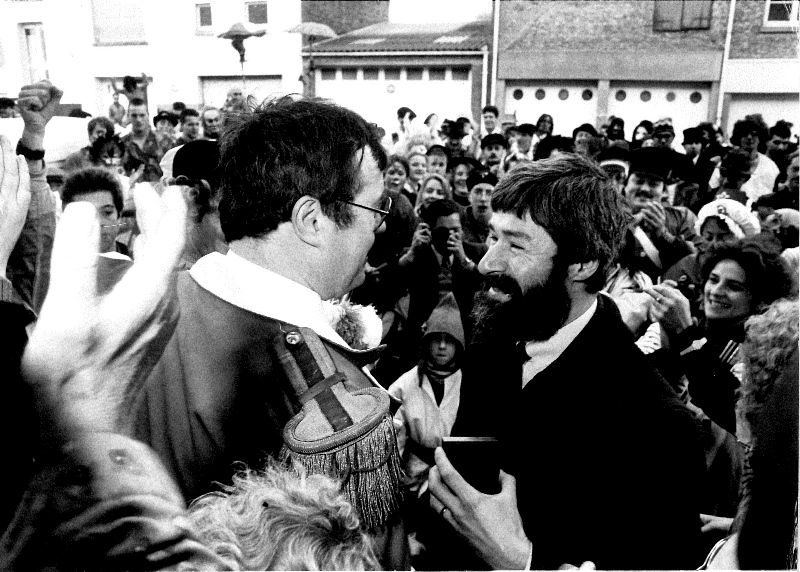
[495,0,797,140]
[0,0,303,116]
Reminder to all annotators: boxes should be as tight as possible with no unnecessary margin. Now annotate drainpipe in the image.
[716,0,736,126]
[490,0,500,104]
[481,44,489,112]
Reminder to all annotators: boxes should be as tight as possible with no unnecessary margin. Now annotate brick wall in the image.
[501,0,728,53]
[301,0,389,35]
[729,0,797,59]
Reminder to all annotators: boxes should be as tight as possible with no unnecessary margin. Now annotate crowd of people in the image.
[0,77,797,571]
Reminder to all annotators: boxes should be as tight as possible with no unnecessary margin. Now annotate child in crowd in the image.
[388,293,464,524]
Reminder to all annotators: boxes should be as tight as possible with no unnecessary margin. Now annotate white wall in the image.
[0,0,302,116]
[0,0,49,96]
[315,66,473,134]
[607,82,710,144]
[389,0,491,23]
[504,81,598,134]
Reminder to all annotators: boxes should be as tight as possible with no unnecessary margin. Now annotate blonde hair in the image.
[188,462,379,570]
[737,298,799,444]
[415,173,452,209]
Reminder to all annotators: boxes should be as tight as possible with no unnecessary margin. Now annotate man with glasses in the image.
[133,96,409,570]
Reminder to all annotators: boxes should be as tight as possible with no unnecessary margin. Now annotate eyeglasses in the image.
[339,196,392,229]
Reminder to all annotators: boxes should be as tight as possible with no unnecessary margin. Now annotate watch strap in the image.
[16,139,45,161]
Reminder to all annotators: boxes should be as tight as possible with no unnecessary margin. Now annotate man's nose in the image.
[477,245,501,275]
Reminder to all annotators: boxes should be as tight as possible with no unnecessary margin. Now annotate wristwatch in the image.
[16,139,45,161]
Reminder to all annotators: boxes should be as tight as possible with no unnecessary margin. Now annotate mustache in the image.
[482,273,523,299]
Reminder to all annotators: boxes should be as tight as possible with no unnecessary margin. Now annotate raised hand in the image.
[411,222,431,251]
[22,183,187,442]
[0,135,30,276]
[17,80,64,140]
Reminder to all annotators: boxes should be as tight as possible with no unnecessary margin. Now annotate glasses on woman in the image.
[339,196,392,230]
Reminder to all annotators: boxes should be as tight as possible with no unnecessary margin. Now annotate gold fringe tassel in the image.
[281,415,404,530]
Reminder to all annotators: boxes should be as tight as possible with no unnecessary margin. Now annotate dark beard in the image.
[470,263,572,347]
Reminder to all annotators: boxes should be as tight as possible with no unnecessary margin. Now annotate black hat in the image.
[572,123,598,139]
[153,110,178,127]
[427,144,450,158]
[652,122,675,136]
[173,140,220,187]
[448,156,481,172]
[444,119,467,140]
[682,127,703,145]
[517,123,536,136]
[628,148,673,181]
[481,133,508,149]
[466,169,498,191]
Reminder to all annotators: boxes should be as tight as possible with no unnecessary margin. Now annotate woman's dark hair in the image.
[633,120,654,138]
[62,167,124,215]
[218,96,387,242]
[731,114,770,150]
[534,136,574,161]
[386,155,409,177]
[701,236,793,311]
[87,116,115,139]
[536,114,554,135]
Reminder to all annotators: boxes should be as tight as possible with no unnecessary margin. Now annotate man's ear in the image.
[291,196,325,247]
[568,260,600,284]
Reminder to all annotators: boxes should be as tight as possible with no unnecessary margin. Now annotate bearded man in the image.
[428,155,705,570]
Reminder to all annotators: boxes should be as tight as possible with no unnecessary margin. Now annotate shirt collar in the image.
[522,298,598,387]
[189,250,349,347]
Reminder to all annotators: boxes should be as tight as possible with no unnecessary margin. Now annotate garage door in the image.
[504,82,598,135]
[726,93,799,140]
[200,76,282,109]
[315,66,472,135]
[607,82,710,144]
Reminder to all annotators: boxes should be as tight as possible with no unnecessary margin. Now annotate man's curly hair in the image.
[188,462,379,570]
[737,298,799,443]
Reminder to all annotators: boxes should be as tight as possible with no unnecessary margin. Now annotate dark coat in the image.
[133,273,409,569]
[452,294,705,570]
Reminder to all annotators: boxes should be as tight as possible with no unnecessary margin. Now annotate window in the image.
[363,68,379,80]
[320,68,336,80]
[452,67,469,81]
[764,0,799,26]
[653,0,713,31]
[428,68,445,80]
[196,3,212,32]
[384,68,400,80]
[341,68,357,80]
[406,68,423,80]
[91,0,146,45]
[246,2,268,25]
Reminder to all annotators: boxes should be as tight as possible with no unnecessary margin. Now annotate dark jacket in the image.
[133,273,409,569]
[452,294,705,570]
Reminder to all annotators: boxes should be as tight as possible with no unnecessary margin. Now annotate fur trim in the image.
[322,299,383,350]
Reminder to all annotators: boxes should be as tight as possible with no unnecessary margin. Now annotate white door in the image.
[200,76,283,109]
[726,93,799,140]
[607,82,710,145]
[504,82,598,135]
[315,66,473,136]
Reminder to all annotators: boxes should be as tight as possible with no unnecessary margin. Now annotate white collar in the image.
[522,298,598,388]
[189,250,349,347]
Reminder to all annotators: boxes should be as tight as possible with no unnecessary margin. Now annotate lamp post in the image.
[286,23,338,98]
[219,22,266,92]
